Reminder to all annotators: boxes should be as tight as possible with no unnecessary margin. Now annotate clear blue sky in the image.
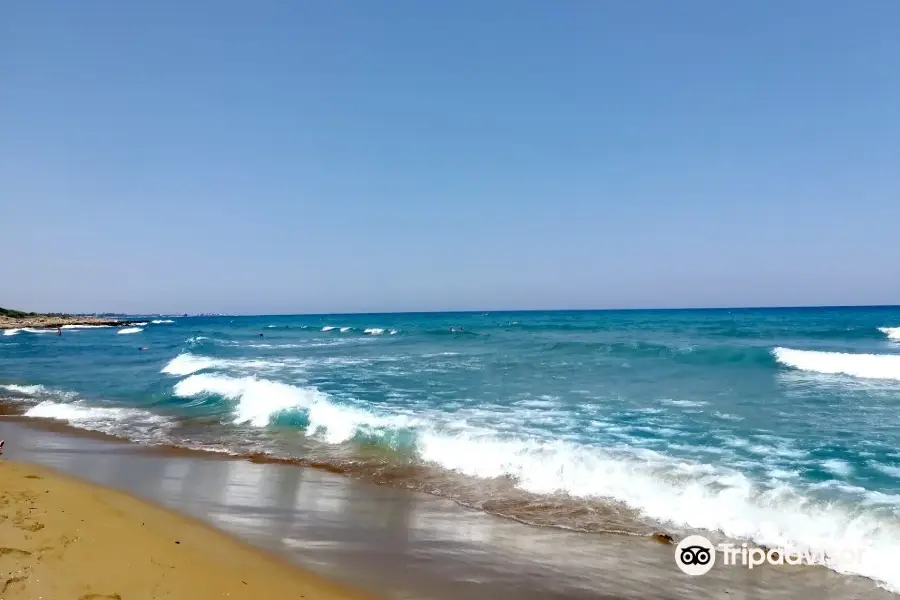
[2,1,898,314]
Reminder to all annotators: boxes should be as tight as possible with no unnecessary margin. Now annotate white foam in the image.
[151,319,175,324]
[60,324,112,329]
[339,327,352,333]
[161,353,291,377]
[773,347,900,381]
[413,429,900,592]
[305,400,413,444]
[321,326,337,331]
[389,329,399,335]
[871,462,900,478]
[118,327,144,335]
[162,353,221,376]
[364,328,385,335]
[0,384,46,395]
[822,459,854,477]
[0,384,76,402]
[662,399,706,408]
[23,400,173,441]
[130,322,149,326]
[879,327,900,340]
[3,328,20,336]
[244,343,305,349]
[714,412,743,421]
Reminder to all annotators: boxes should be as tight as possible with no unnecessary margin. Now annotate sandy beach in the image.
[0,455,373,600]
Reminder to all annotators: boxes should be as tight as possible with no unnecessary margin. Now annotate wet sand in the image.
[0,456,373,600]
[0,419,893,600]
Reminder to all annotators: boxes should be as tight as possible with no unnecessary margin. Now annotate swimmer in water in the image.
[57,327,62,336]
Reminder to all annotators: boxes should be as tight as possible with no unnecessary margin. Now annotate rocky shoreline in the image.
[0,315,142,330]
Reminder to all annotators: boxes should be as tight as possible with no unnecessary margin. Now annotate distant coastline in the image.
[0,306,142,330]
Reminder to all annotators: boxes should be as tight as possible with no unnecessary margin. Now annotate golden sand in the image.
[0,460,376,600]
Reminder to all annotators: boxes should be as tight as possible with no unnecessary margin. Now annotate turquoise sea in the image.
[3,307,900,591]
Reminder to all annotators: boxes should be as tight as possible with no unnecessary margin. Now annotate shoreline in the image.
[1,418,895,600]
[0,315,143,330]
[0,456,376,600]
[0,409,668,539]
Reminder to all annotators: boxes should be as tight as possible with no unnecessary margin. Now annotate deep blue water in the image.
[3,308,900,590]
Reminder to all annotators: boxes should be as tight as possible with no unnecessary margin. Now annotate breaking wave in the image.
[880,327,900,340]
[118,327,144,334]
[170,373,413,442]
[161,353,222,376]
[772,347,900,381]
[161,353,294,377]
[172,374,319,428]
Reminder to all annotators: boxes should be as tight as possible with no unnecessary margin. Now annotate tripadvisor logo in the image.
[673,535,865,575]
[675,535,716,575]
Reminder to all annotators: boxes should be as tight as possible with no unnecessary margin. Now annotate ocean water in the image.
[3,308,900,591]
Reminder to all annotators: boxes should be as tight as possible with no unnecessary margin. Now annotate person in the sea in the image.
[57,327,62,336]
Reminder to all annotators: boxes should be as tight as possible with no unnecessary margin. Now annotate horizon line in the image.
[65,303,900,317]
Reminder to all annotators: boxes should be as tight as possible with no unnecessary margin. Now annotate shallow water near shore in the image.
[2,307,900,593]
[1,421,893,600]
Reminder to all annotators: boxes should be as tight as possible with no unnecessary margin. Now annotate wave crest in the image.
[162,353,221,376]
[879,327,900,340]
[170,373,411,442]
[172,374,323,427]
[772,347,900,381]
